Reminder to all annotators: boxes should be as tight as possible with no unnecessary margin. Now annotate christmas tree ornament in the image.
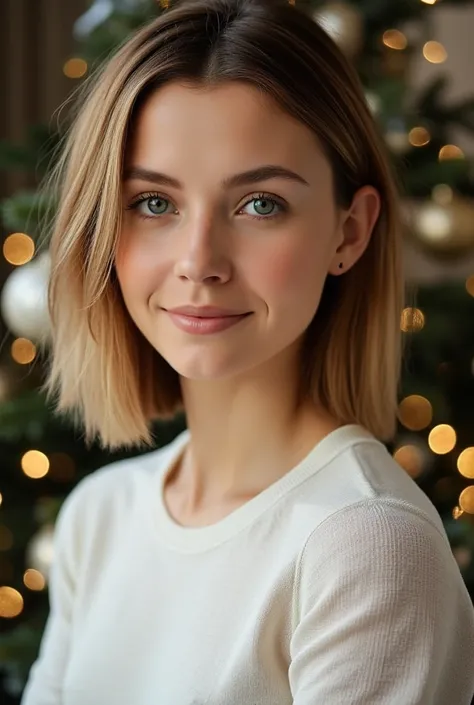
[74,0,148,38]
[405,196,474,257]
[314,1,364,58]
[26,524,55,583]
[0,252,51,341]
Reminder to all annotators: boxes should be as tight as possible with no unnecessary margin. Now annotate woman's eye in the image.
[126,194,174,219]
[239,194,286,220]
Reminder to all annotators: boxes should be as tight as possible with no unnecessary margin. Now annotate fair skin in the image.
[115,80,380,525]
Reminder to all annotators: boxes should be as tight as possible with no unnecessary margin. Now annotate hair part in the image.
[42,0,406,449]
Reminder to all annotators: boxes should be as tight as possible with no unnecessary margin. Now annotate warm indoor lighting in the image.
[408,127,430,147]
[393,444,425,478]
[439,145,465,161]
[21,450,50,479]
[466,275,474,297]
[459,486,474,514]
[382,29,408,50]
[2,233,35,265]
[23,568,46,591]
[423,41,447,63]
[457,448,474,479]
[63,58,88,79]
[400,307,425,333]
[398,395,433,431]
[428,424,456,455]
[11,338,36,364]
[0,586,24,618]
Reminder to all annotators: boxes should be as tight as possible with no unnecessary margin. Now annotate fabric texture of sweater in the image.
[21,423,474,704]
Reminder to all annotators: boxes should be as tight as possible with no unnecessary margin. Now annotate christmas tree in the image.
[1,0,474,701]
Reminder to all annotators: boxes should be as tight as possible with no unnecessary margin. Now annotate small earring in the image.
[338,262,343,269]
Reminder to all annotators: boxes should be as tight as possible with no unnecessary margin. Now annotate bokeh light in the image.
[3,233,35,265]
[21,450,50,479]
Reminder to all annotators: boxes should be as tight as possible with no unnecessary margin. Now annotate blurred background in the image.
[1,0,474,701]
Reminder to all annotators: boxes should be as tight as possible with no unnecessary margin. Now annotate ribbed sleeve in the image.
[20,480,89,705]
[289,499,474,704]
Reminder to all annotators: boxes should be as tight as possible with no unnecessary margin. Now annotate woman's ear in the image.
[328,185,381,275]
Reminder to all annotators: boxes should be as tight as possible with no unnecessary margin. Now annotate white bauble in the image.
[74,0,148,38]
[26,524,55,583]
[1,252,51,341]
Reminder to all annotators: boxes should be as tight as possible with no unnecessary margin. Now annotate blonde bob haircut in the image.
[43,0,406,450]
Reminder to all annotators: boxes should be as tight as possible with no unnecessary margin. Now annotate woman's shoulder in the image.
[307,427,447,542]
[56,430,189,523]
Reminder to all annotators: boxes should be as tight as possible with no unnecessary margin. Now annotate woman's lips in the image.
[166,311,252,335]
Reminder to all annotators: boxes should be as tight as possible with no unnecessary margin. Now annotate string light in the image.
[428,424,456,455]
[398,395,433,431]
[439,145,465,161]
[0,586,23,618]
[423,41,447,63]
[382,29,408,50]
[21,450,50,479]
[23,569,46,592]
[465,275,474,297]
[459,486,474,514]
[11,338,36,365]
[393,444,425,478]
[63,58,88,79]
[408,126,431,147]
[400,307,425,333]
[3,233,35,266]
[457,448,474,479]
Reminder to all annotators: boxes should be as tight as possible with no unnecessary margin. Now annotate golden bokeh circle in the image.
[0,586,24,618]
[423,40,447,64]
[457,448,474,479]
[63,58,88,79]
[459,486,474,514]
[24,568,46,591]
[3,233,35,265]
[409,127,430,147]
[21,450,50,479]
[466,275,474,297]
[398,395,432,431]
[393,444,425,478]
[11,338,36,364]
[400,307,425,332]
[428,424,456,454]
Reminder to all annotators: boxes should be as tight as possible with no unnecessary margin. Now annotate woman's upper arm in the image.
[289,499,474,705]
[20,481,88,705]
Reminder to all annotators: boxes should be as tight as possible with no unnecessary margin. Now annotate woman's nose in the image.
[173,220,232,284]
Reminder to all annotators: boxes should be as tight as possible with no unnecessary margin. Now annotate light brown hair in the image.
[43,0,406,449]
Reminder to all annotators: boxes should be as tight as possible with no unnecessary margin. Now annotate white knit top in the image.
[21,424,474,704]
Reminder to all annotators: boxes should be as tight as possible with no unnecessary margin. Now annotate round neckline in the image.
[152,423,377,553]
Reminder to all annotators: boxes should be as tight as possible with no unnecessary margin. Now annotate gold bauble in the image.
[314,2,364,58]
[405,196,474,257]
[459,486,474,514]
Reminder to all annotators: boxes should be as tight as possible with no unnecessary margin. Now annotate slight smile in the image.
[162,307,253,335]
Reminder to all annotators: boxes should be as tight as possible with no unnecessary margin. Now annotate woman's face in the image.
[115,80,367,381]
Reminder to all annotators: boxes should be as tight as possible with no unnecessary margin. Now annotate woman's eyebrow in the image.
[123,164,310,189]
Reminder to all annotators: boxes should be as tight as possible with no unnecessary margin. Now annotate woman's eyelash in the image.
[125,192,287,221]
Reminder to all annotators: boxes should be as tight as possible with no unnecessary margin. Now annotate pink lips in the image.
[164,306,252,335]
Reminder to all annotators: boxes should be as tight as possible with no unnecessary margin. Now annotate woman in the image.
[22,0,474,703]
